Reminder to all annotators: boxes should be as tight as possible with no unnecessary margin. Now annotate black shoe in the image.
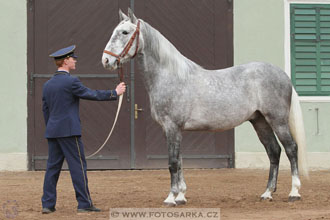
[42,207,56,214]
[77,206,101,213]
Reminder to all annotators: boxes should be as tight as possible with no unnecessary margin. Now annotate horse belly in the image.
[183,109,252,132]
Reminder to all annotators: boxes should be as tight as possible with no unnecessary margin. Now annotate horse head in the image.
[102,8,142,70]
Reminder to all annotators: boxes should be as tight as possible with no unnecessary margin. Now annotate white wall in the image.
[0,0,27,170]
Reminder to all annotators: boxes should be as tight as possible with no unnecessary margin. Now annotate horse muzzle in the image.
[102,56,118,70]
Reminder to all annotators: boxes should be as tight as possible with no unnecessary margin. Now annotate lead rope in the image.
[86,66,124,159]
[89,20,140,159]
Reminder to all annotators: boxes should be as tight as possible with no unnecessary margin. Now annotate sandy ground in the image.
[1,169,330,220]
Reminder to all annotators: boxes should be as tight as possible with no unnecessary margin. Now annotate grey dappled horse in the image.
[102,9,308,205]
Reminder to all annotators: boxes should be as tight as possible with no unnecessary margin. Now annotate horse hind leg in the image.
[265,114,301,202]
[271,122,301,201]
[250,113,281,201]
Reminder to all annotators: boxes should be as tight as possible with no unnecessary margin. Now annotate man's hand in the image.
[115,82,126,96]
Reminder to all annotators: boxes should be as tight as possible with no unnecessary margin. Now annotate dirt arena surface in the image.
[1,169,330,220]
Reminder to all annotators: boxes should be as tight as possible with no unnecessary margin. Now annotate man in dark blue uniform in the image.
[41,45,126,214]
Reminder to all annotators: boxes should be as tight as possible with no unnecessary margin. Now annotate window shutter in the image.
[291,4,330,96]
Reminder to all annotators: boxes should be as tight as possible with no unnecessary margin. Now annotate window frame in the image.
[290,3,330,96]
[285,0,330,101]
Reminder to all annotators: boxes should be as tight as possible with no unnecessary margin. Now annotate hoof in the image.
[175,192,187,205]
[164,201,177,207]
[164,192,176,207]
[260,190,273,201]
[175,200,187,205]
[288,196,301,202]
[260,197,273,202]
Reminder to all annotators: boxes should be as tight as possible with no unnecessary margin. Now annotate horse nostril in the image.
[105,58,109,64]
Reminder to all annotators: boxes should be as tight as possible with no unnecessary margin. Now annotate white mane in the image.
[140,20,203,80]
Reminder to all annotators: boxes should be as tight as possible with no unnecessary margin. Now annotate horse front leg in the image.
[175,156,187,205]
[164,155,187,206]
[163,126,186,206]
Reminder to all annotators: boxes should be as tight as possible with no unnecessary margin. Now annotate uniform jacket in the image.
[42,71,117,138]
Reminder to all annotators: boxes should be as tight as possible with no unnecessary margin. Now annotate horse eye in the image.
[122,31,129,35]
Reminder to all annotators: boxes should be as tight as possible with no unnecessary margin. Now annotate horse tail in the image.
[289,88,309,177]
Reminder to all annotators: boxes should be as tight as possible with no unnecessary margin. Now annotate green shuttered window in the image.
[291,4,330,96]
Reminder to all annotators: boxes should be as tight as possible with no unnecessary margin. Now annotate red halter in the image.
[103,20,141,69]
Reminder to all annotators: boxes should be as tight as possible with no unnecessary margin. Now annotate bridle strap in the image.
[103,50,119,58]
[121,20,140,59]
[103,20,141,66]
[132,20,140,58]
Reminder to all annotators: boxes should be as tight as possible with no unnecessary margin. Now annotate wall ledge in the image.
[0,153,27,171]
[236,152,330,170]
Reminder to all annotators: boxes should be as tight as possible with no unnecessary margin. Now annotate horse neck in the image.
[137,21,200,90]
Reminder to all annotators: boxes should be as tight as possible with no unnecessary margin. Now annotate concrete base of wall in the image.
[0,153,27,171]
[1,152,329,171]
[236,152,330,170]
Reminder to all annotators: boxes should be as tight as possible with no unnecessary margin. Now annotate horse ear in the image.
[127,8,138,24]
[119,9,129,21]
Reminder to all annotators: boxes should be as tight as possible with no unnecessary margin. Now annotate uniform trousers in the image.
[41,136,93,209]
